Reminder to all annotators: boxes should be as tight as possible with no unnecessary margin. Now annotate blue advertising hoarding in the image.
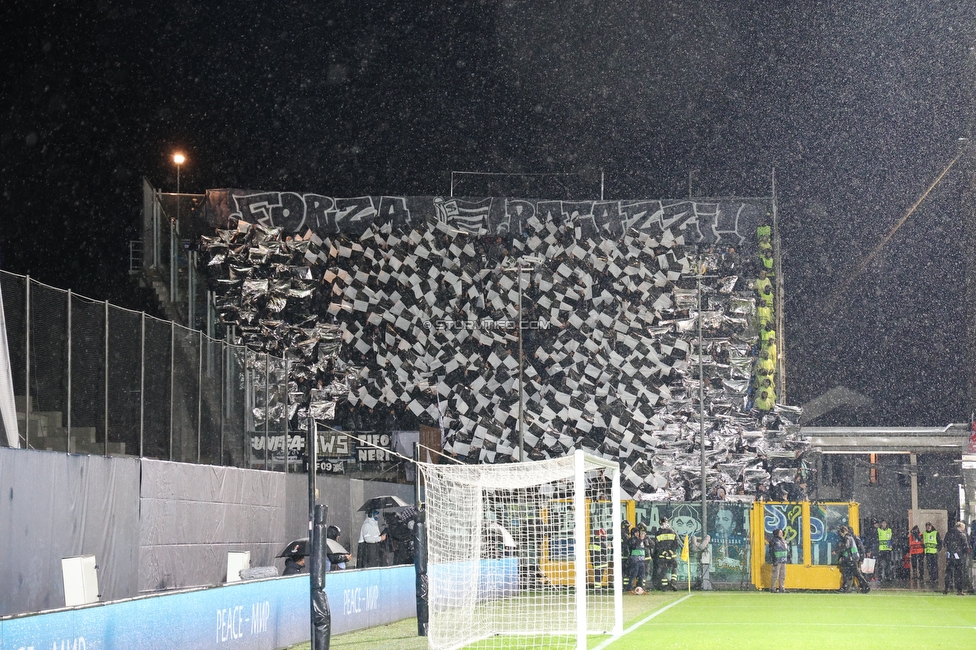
[0,565,417,650]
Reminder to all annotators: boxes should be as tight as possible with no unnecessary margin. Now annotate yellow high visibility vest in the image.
[923,529,939,554]
[878,528,892,552]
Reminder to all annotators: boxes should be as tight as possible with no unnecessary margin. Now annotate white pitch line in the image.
[592,594,693,650]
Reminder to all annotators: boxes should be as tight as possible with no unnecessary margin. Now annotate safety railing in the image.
[0,270,287,470]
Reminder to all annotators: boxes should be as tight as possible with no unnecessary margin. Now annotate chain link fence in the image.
[1,270,288,470]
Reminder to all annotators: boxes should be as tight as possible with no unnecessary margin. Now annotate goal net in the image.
[419,450,623,650]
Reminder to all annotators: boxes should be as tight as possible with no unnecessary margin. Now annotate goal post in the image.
[418,449,623,650]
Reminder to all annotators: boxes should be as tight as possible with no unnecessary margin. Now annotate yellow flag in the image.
[681,534,690,562]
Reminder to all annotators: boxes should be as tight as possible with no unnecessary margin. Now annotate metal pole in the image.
[244,354,251,469]
[518,265,524,462]
[67,289,72,447]
[197,329,203,463]
[308,413,317,544]
[307,412,315,646]
[600,168,605,201]
[24,276,30,449]
[104,300,109,455]
[140,312,145,457]
[175,162,181,306]
[170,218,176,303]
[219,339,225,465]
[169,321,174,461]
[282,360,289,473]
[771,168,786,402]
[188,250,195,329]
[698,262,707,537]
[414,442,429,636]
[265,353,270,470]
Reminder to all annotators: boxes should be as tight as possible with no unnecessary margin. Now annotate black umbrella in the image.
[277,538,309,558]
[358,495,410,512]
[278,537,349,557]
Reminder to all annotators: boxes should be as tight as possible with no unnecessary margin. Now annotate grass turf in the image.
[286,590,976,650]
[609,591,976,650]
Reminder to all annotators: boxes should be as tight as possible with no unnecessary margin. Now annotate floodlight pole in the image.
[503,257,540,462]
[173,152,184,225]
[696,259,707,538]
[518,270,524,462]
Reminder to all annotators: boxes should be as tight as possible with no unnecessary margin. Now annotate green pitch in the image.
[607,591,976,650]
[289,591,976,650]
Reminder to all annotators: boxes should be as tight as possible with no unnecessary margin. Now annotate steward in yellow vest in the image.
[922,522,941,585]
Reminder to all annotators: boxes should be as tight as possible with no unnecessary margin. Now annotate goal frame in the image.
[418,449,624,650]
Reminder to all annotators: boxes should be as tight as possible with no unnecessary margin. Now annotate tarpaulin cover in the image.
[0,448,140,616]
[139,459,286,592]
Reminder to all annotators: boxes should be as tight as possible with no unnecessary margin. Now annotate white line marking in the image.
[592,594,693,650]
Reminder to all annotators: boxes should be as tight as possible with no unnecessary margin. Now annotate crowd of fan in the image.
[200,203,806,500]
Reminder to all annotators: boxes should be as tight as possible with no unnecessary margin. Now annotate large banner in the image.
[205,190,768,252]
[249,429,407,470]
[633,501,752,586]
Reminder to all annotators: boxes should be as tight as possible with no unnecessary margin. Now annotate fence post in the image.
[24,276,30,449]
[67,288,72,447]
[197,329,202,464]
[104,299,109,456]
[282,359,289,472]
[264,352,270,470]
[219,339,225,465]
[244,350,250,469]
[169,320,174,461]
[140,311,145,457]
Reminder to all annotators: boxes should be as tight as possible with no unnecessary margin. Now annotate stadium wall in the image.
[0,565,417,650]
[0,447,413,617]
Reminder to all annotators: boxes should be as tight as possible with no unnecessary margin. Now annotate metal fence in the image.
[140,176,210,332]
[0,270,288,470]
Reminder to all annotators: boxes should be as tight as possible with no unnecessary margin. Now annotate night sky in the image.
[1,1,972,427]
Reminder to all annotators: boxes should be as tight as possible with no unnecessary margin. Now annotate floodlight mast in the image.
[683,256,713,538]
[503,256,543,461]
[697,258,707,538]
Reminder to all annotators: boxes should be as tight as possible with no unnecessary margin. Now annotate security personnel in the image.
[654,517,679,591]
[908,525,924,580]
[755,389,775,412]
[922,522,941,587]
[588,528,610,589]
[875,520,893,582]
[755,271,772,302]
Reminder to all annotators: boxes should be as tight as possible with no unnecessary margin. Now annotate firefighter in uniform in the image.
[654,517,679,591]
[588,528,610,589]
[620,520,632,588]
[876,520,893,582]
[922,522,941,587]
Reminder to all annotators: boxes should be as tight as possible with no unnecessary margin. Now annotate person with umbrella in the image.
[358,509,388,568]
[326,525,352,572]
[356,495,408,568]
[279,539,308,576]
